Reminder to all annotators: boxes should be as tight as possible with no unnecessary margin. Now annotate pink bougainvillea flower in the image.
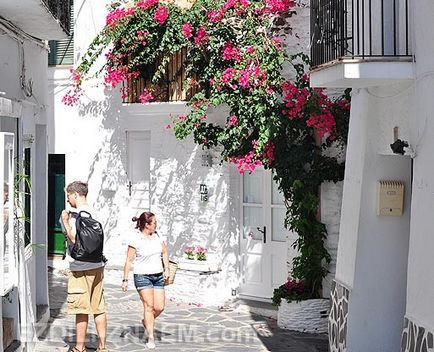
[106,7,135,26]
[208,9,225,23]
[62,88,83,106]
[139,89,153,104]
[263,0,295,15]
[272,36,282,50]
[238,69,250,88]
[222,41,241,62]
[165,124,172,129]
[238,0,250,10]
[224,0,237,10]
[261,141,275,166]
[182,23,193,39]
[154,5,169,25]
[246,46,255,54]
[69,68,81,83]
[306,108,336,138]
[230,150,263,174]
[137,0,158,9]
[265,86,275,94]
[228,114,239,126]
[222,67,237,86]
[104,66,126,88]
[194,26,209,45]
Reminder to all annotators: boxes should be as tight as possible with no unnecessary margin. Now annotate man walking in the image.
[61,181,107,352]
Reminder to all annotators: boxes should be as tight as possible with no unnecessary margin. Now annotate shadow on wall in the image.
[76,89,240,284]
[152,156,241,285]
[78,90,126,247]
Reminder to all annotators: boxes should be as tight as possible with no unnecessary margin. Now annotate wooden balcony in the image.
[123,48,201,103]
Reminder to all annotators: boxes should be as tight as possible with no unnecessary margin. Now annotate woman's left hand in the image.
[163,268,170,280]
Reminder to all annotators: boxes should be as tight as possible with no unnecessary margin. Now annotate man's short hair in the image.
[66,181,88,197]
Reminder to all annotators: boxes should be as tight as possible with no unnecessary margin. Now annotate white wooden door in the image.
[239,168,288,300]
[126,131,151,214]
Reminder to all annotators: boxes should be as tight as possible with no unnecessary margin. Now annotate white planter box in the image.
[277,299,330,334]
[178,258,219,272]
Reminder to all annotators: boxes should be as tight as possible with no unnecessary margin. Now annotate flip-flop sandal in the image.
[70,347,86,352]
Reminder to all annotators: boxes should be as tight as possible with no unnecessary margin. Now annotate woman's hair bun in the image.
[132,216,138,222]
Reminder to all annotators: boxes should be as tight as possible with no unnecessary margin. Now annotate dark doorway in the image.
[47,154,65,256]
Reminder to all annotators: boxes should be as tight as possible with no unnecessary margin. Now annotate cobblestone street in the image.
[34,269,328,352]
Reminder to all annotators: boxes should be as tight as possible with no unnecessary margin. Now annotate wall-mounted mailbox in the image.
[377,181,404,216]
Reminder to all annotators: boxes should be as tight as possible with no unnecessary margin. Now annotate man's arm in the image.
[61,210,76,244]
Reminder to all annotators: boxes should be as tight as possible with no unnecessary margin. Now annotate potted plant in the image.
[272,278,330,333]
[184,245,195,260]
[195,245,207,261]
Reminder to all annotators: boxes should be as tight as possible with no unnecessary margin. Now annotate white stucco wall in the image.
[0,28,50,349]
[48,0,343,304]
[49,34,240,303]
[405,0,434,331]
[334,87,411,352]
[47,77,240,299]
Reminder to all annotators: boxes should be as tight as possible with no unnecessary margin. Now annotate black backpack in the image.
[70,211,104,263]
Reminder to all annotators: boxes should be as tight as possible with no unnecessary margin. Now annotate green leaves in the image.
[75,0,351,300]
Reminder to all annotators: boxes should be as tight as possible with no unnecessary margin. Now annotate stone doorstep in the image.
[3,317,14,350]
[225,298,278,320]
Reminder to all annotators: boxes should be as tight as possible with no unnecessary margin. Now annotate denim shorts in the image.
[134,273,164,291]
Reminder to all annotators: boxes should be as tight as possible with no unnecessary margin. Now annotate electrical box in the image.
[377,181,404,216]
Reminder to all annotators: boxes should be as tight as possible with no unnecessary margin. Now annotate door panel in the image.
[240,169,288,299]
[126,131,151,213]
[243,206,263,241]
[271,207,286,242]
[244,253,263,283]
[243,170,263,203]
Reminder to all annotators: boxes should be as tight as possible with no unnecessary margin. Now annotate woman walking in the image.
[121,212,169,349]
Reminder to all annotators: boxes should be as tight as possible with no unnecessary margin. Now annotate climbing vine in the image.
[65,0,350,300]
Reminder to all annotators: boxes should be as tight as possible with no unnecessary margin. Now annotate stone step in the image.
[222,298,278,320]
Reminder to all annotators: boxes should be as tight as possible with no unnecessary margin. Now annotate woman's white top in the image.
[128,230,165,275]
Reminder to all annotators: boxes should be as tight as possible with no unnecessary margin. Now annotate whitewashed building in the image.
[0,0,71,350]
[48,0,342,309]
[309,0,434,351]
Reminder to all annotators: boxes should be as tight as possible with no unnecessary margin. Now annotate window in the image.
[48,4,74,66]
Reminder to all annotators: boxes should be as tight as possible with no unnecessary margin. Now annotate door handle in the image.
[256,226,266,243]
[127,180,132,196]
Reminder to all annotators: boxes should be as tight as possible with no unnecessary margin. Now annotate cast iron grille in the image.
[42,0,72,35]
[311,0,411,68]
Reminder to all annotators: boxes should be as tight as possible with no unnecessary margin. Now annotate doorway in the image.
[239,168,288,299]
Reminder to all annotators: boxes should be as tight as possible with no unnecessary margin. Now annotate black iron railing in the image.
[311,0,411,68]
[42,0,72,35]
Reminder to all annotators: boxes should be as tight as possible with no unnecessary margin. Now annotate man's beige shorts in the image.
[67,267,106,315]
